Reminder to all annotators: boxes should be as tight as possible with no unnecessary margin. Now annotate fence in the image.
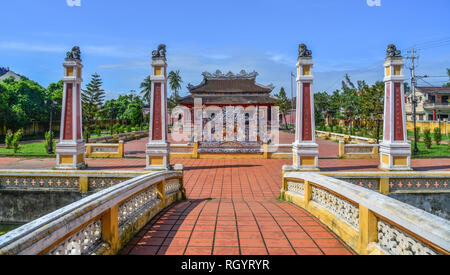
[281,169,450,255]
[0,166,185,255]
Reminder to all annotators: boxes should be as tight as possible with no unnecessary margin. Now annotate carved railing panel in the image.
[118,186,159,232]
[287,181,305,196]
[47,218,103,255]
[165,179,181,196]
[311,186,359,230]
[377,219,439,255]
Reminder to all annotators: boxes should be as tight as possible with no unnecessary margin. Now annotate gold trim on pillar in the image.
[60,155,73,164]
[300,156,315,166]
[149,156,164,166]
[393,156,407,166]
[381,154,389,165]
[66,67,74,77]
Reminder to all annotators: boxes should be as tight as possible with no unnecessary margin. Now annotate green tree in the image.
[314,92,331,124]
[140,76,152,106]
[82,74,105,137]
[275,87,292,130]
[168,70,183,124]
[433,128,442,145]
[0,76,47,130]
[423,129,432,149]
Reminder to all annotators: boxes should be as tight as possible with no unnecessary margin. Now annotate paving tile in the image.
[213,246,240,255]
[185,246,212,255]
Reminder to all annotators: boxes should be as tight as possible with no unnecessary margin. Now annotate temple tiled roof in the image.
[179,95,277,105]
[187,70,274,94]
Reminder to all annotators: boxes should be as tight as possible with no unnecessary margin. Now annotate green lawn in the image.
[0,141,53,156]
[412,142,450,157]
[407,130,449,141]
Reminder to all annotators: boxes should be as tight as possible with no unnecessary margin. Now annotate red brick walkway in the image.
[120,159,356,255]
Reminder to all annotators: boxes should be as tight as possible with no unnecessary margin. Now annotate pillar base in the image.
[379,142,412,171]
[146,142,171,170]
[55,142,86,170]
[292,142,320,171]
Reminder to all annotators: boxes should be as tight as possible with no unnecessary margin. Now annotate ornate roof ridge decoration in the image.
[386,44,402,58]
[298,43,312,58]
[152,44,166,59]
[201,69,259,80]
[65,46,81,61]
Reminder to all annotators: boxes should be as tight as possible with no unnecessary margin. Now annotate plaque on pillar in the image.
[379,44,411,171]
[55,46,86,170]
[292,44,319,171]
[146,44,171,170]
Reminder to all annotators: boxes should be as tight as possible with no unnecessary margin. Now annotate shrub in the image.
[423,129,432,149]
[95,126,102,137]
[126,125,132,133]
[12,130,23,153]
[113,123,121,134]
[415,127,421,142]
[44,130,54,153]
[433,128,442,146]
[5,130,13,149]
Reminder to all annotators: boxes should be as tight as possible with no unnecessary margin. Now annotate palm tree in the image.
[168,70,183,124]
[140,76,152,106]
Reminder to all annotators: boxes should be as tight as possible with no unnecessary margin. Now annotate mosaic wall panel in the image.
[88,178,129,190]
[287,181,305,196]
[311,186,359,230]
[0,176,80,189]
[339,178,380,191]
[389,178,449,192]
[47,218,102,255]
[377,219,439,255]
[118,186,159,232]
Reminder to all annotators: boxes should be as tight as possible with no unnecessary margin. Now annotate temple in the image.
[180,70,276,108]
[176,70,279,153]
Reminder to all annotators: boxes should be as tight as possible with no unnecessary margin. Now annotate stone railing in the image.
[87,131,148,144]
[169,142,293,159]
[316,130,377,144]
[0,166,185,255]
[321,171,450,194]
[86,141,124,158]
[0,170,146,193]
[338,141,380,159]
[281,168,450,255]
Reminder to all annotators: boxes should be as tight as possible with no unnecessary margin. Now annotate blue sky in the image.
[1,0,449,99]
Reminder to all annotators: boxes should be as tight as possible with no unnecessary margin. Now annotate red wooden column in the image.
[292,44,319,171]
[56,46,85,170]
[379,44,411,171]
[146,44,170,170]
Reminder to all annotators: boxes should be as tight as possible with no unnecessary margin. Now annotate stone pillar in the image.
[146,44,170,170]
[292,44,319,171]
[379,44,411,171]
[56,46,86,170]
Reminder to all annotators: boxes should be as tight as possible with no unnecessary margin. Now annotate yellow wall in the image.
[407,121,449,135]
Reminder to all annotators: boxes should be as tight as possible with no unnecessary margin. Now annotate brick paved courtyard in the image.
[119,159,356,255]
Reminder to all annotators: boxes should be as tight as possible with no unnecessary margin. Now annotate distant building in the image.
[405,86,450,121]
[0,67,21,81]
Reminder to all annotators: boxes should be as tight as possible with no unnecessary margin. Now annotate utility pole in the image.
[290,72,295,125]
[406,48,419,154]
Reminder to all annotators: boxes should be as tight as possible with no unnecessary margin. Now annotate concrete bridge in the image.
[0,159,448,255]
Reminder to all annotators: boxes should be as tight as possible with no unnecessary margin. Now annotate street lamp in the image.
[46,98,57,155]
[110,100,116,136]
